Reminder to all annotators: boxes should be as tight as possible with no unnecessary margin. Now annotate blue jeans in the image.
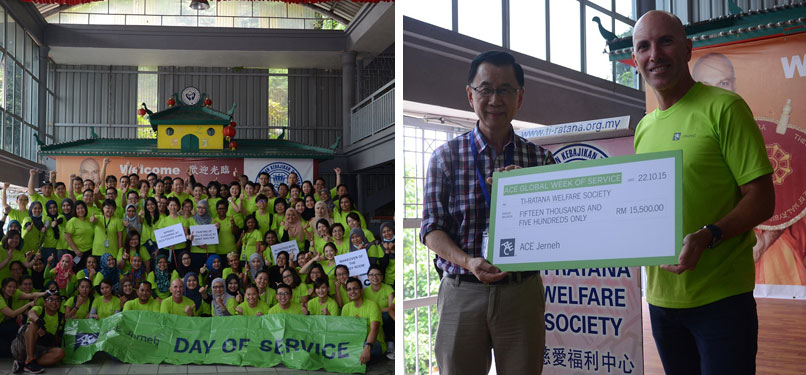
[649,292,758,375]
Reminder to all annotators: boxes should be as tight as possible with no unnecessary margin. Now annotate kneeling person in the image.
[11,291,66,374]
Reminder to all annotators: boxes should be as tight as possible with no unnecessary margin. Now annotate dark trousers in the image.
[649,292,758,375]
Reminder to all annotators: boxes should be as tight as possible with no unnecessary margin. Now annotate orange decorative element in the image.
[766,143,792,185]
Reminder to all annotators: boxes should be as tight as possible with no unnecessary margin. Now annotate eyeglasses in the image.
[368,273,383,277]
[277,292,290,296]
[469,85,521,98]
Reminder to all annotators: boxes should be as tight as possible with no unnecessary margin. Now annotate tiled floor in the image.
[0,356,395,375]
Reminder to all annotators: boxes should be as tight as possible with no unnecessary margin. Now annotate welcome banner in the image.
[63,311,368,373]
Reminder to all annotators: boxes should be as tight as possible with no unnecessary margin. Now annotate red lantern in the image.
[229,120,237,128]
[137,108,147,117]
[167,98,176,107]
[204,98,213,107]
[229,141,238,150]
[222,126,235,138]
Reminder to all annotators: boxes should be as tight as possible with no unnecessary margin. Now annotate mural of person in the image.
[78,158,100,186]
[693,53,806,286]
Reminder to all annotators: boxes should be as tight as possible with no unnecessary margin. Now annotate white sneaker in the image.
[386,341,394,360]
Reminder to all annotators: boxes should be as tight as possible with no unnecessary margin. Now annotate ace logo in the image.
[499,238,516,257]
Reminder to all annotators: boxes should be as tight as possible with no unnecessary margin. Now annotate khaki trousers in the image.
[435,273,546,375]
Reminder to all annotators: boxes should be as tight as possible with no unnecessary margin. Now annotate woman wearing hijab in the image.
[348,226,383,268]
[122,204,142,235]
[310,201,333,231]
[209,277,234,316]
[278,208,310,252]
[224,273,244,312]
[40,200,61,268]
[183,272,209,316]
[379,221,395,287]
[21,201,45,254]
[49,253,75,295]
[147,254,174,300]
[199,254,223,289]
[99,252,122,294]
[55,199,75,266]
[188,199,214,271]
[174,251,194,280]
[246,253,265,284]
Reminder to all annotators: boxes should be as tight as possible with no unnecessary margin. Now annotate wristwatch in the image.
[702,224,723,248]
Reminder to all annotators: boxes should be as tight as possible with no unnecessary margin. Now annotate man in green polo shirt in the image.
[11,291,66,374]
[160,279,194,316]
[632,11,775,374]
[123,282,160,312]
[27,169,58,211]
[341,277,383,365]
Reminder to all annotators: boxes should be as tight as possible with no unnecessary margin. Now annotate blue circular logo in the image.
[552,143,608,164]
[257,162,301,188]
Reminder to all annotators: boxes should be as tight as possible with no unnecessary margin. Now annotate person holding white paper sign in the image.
[420,51,555,375]
[632,11,775,374]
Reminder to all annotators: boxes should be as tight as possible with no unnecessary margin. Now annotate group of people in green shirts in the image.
[0,161,395,372]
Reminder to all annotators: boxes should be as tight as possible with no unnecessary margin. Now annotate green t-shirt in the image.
[167,192,190,205]
[240,229,263,262]
[123,298,161,312]
[291,284,308,305]
[30,306,60,335]
[90,295,121,319]
[241,195,257,217]
[384,258,394,287]
[8,208,28,224]
[185,217,216,254]
[236,300,271,316]
[342,299,385,352]
[146,270,179,300]
[64,296,92,319]
[307,296,340,316]
[334,240,350,255]
[66,217,94,252]
[214,215,243,255]
[267,302,303,315]
[363,284,393,309]
[55,215,70,250]
[21,217,44,252]
[254,211,273,234]
[160,296,195,316]
[634,83,773,309]
[260,288,276,307]
[91,216,124,257]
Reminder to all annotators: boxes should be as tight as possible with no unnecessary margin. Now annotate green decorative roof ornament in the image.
[592,16,618,42]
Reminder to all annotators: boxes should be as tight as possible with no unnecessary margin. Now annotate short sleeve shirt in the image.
[160,296,195,316]
[634,83,773,308]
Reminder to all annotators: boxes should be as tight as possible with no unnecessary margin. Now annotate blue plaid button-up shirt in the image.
[420,123,555,275]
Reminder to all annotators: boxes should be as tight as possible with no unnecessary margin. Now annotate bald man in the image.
[160,279,194,316]
[692,53,737,92]
[632,10,774,374]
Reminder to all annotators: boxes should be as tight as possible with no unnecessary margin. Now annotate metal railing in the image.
[350,80,394,144]
[52,123,342,149]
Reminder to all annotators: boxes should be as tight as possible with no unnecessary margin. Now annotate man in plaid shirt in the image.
[420,51,555,375]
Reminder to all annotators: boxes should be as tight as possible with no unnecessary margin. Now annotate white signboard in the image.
[489,151,682,271]
[154,223,187,249]
[335,249,371,287]
[244,159,315,189]
[270,240,300,262]
[190,224,219,246]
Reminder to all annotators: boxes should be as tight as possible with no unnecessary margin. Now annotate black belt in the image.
[445,271,538,285]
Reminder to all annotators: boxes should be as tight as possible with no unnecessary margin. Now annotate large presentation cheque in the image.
[488,151,682,271]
